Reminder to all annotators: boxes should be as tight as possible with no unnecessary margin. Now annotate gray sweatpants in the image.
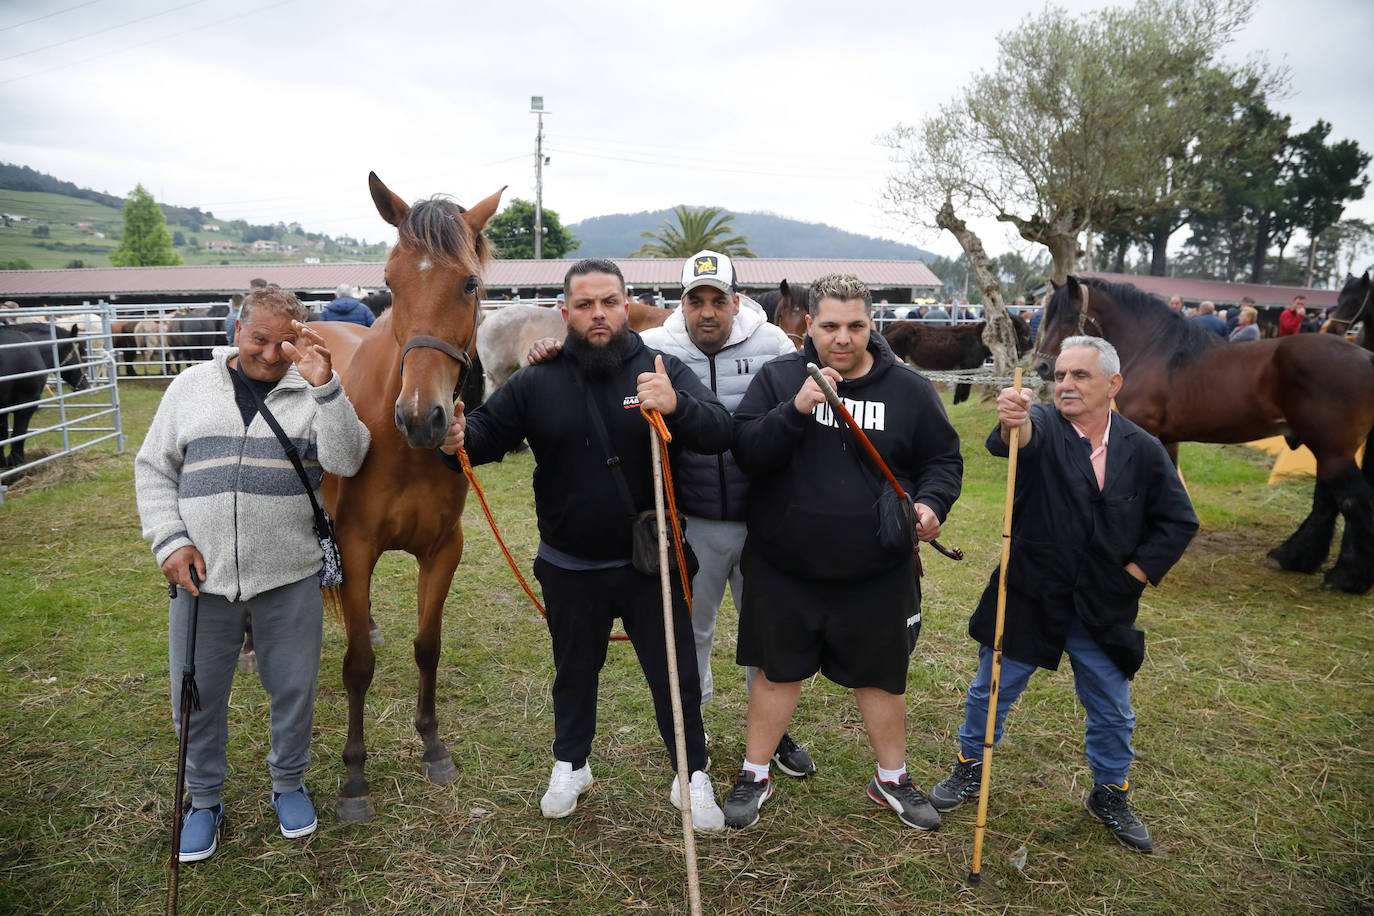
[686,517,758,708]
[169,575,323,809]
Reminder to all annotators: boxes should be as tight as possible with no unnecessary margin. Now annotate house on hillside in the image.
[251,240,281,253]
[205,240,236,251]
[202,223,220,232]
[74,221,92,230]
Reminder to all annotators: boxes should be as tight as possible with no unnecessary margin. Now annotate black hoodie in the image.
[442,330,732,563]
[732,330,963,581]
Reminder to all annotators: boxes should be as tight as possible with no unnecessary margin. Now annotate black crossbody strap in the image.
[236,363,329,527]
[579,381,639,519]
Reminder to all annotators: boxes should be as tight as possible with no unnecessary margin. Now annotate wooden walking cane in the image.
[969,367,1024,886]
[649,424,704,916]
[168,568,203,916]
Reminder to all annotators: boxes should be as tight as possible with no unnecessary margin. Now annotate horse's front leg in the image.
[414,528,464,785]
[338,546,382,822]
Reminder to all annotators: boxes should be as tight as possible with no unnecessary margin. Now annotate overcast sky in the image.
[2,0,1371,260]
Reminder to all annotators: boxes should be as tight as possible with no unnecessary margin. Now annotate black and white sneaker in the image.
[867,774,941,831]
[723,770,773,830]
[929,752,983,812]
[772,732,817,778]
[1085,782,1153,853]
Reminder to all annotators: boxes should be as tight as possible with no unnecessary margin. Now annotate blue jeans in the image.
[957,615,1135,785]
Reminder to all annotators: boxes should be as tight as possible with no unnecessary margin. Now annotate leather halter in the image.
[1033,282,1098,368]
[400,333,473,374]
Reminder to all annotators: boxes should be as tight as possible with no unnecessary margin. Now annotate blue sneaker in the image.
[271,786,317,839]
[178,802,224,863]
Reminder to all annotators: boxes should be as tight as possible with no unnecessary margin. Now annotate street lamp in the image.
[529,96,550,260]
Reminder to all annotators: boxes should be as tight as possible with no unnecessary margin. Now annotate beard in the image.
[563,322,631,378]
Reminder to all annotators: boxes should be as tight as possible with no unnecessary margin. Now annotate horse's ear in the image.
[1364,269,1370,282]
[1049,276,1062,290]
[369,172,410,227]
[67,324,79,336]
[462,187,506,232]
[1063,274,1081,298]
[780,279,790,297]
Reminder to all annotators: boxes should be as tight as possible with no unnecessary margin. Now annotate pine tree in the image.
[110,184,182,267]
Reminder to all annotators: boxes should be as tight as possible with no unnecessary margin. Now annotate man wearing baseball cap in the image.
[639,251,818,776]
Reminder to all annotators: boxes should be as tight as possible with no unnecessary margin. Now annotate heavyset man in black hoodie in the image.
[722,273,964,831]
[439,259,731,830]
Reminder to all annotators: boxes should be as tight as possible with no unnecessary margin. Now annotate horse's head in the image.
[1033,275,1088,381]
[775,279,810,349]
[1330,270,1372,335]
[369,171,504,448]
[1011,312,1034,355]
[59,324,89,391]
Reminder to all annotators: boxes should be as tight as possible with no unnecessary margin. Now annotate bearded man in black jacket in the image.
[722,273,964,831]
[439,259,731,830]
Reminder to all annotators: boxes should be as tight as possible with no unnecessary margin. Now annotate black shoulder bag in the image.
[580,385,685,575]
[237,366,344,588]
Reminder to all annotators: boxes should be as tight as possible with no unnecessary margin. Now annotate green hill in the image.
[567,208,935,260]
[0,163,388,270]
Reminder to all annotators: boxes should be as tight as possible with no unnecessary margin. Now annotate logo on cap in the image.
[693,256,718,277]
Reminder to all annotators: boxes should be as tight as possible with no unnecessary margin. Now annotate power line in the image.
[0,0,214,64]
[544,145,868,182]
[0,0,107,33]
[0,0,297,86]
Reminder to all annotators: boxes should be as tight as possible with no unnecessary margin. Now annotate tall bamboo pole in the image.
[969,367,1023,886]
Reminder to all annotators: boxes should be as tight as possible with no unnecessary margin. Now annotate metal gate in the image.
[0,304,124,504]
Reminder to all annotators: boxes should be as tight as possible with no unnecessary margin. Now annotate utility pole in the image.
[530,96,549,260]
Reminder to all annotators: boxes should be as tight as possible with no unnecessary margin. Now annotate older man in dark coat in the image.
[926,335,1197,854]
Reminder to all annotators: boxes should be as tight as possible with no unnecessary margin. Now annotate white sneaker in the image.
[669,770,725,832]
[540,761,593,818]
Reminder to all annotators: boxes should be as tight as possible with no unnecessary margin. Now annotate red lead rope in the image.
[456,405,692,643]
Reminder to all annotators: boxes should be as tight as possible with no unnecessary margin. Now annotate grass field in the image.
[0,382,1370,915]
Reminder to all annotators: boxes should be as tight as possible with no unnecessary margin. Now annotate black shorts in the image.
[736,544,921,695]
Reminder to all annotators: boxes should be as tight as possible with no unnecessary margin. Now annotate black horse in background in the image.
[1036,275,1374,594]
[884,314,1034,403]
[166,304,229,372]
[0,323,89,468]
[1327,272,1371,352]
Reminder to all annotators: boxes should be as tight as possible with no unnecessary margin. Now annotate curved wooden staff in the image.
[650,424,702,916]
[168,569,202,916]
[804,362,964,562]
[969,367,1023,886]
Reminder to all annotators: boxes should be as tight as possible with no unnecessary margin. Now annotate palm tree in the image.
[630,205,756,258]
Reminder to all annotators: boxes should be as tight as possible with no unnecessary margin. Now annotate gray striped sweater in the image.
[135,347,370,601]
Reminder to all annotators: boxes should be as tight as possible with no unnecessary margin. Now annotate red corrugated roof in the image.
[0,258,943,298]
[1081,272,1338,309]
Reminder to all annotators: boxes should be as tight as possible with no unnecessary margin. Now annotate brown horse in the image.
[313,172,503,822]
[1035,275,1374,594]
[884,315,1033,403]
[1327,271,1372,352]
[755,280,810,348]
[628,300,672,331]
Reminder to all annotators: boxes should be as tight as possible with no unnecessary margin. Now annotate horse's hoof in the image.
[1322,569,1373,595]
[1263,555,1284,570]
[237,650,257,674]
[422,756,458,785]
[337,795,376,823]
[369,624,385,648]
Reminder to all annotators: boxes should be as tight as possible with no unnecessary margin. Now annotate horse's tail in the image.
[323,585,344,619]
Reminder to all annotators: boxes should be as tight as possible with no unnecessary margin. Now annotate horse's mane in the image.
[1075,277,1223,364]
[399,197,491,278]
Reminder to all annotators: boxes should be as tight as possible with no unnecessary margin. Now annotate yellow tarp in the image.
[1246,436,1367,483]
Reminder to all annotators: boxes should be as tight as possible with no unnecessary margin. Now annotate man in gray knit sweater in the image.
[136,284,369,862]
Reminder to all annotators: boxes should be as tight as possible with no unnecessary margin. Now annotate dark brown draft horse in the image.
[1035,276,1374,594]
[1327,271,1372,352]
[884,315,1033,403]
[313,172,503,822]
